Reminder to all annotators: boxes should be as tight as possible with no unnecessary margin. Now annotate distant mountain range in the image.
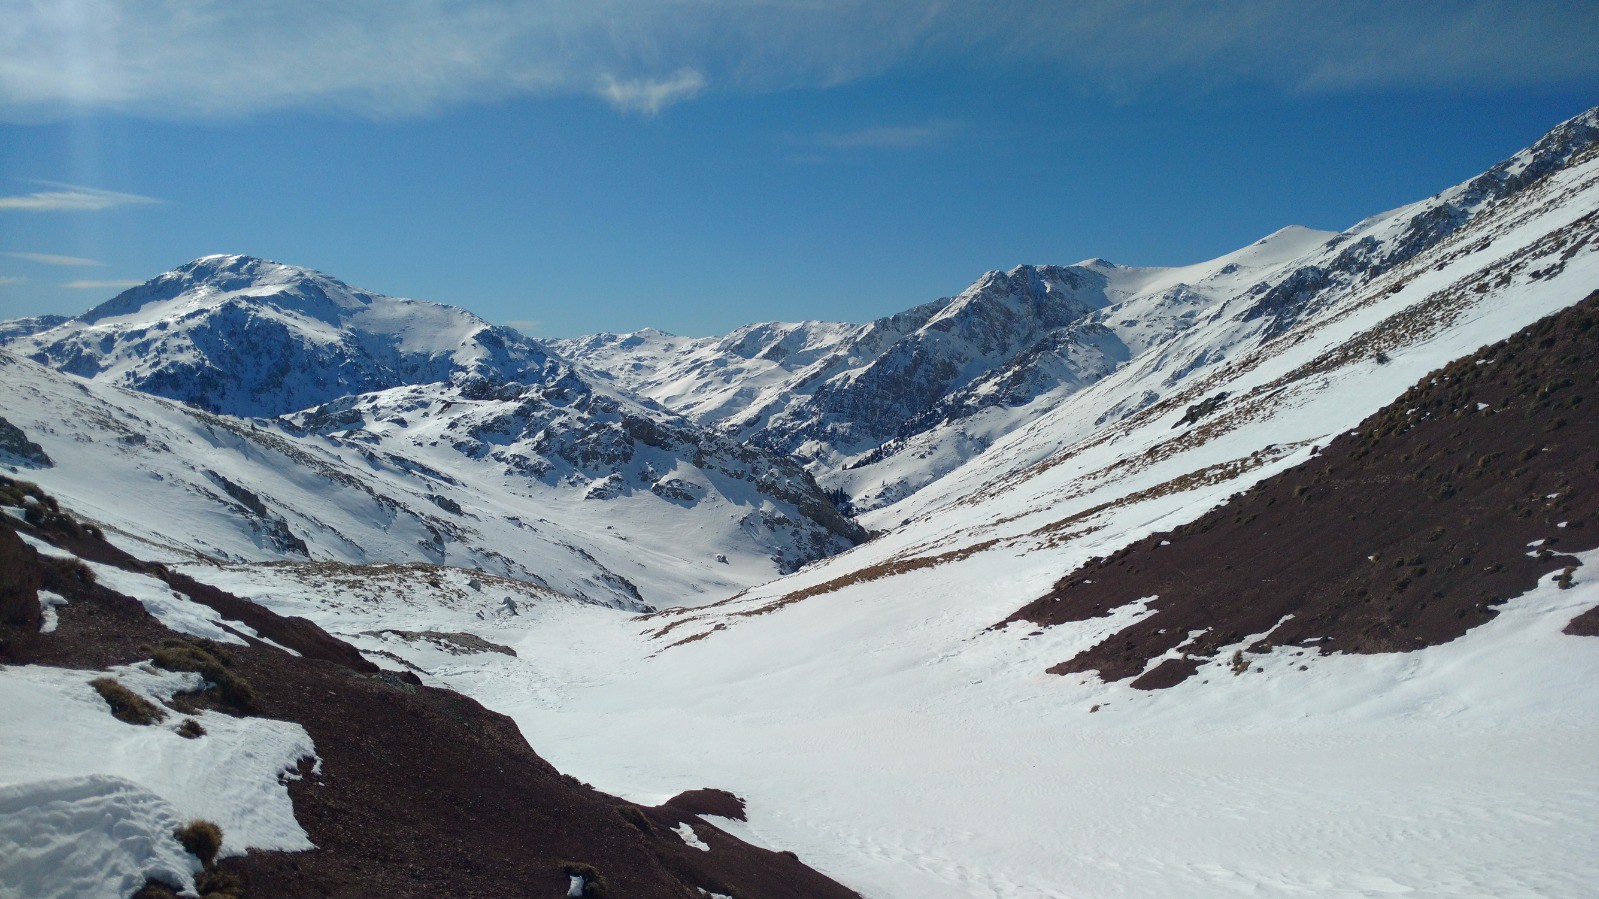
[1,255,864,608]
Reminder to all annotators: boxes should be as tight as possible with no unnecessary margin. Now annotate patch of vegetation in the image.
[175,819,224,869]
[1557,565,1578,590]
[152,639,258,714]
[614,804,653,834]
[1229,650,1249,675]
[46,556,96,587]
[3,478,109,559]
[177,718,207,739]
[194,869,245,898]
[90,677,167,725]
[558,861,609,898]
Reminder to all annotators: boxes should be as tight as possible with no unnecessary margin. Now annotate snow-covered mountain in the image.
[9,255,554,418]
[555,228,1337,508]
[0,258,866,607]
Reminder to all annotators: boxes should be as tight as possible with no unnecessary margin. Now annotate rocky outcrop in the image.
[0,416,51,467]
[0,525,41,634]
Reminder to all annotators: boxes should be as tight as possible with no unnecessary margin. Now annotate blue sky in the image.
[2,1,1597,337]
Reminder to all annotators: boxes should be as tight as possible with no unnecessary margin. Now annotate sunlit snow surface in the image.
[0,531,316,899]
[0,662,315,899]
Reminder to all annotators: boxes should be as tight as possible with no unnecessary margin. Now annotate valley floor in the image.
[203,547,1599,899]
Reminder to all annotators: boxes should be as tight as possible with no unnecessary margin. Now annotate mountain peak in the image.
[12,255,555,417]
[76,254,366,326]
[952,264,1103,313]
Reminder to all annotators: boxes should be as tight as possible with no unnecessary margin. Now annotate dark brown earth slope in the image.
[1002,290,1599,689]
[0,487,857,899]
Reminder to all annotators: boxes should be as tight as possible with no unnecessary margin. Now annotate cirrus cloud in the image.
[0,182,161,212]
[63,279,143,289]
[599,69,707,116]
[3,251,104,265]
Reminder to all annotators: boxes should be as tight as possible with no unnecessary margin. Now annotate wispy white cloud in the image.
[502,319,543,335]
[63,279,143,289]
[812,122,959,151]
[0,275,25,286]
[3,251,104,266]
[0,2,1594,121]
[0,182,161,212]
[599,69,707,116]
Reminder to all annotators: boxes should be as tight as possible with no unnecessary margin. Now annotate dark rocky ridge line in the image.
[1002,289,1599,689]
[0,484,858,898]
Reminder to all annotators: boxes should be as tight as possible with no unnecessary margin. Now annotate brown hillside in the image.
[1002,290,1599,689]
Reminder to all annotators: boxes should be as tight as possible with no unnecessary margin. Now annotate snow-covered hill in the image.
[0,346,869,607]
[0,502,855,899]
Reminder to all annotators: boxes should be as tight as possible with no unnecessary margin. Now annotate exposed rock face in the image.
[1003,290,1599,688]
[0,416,51,467]
[738,265,1116,460]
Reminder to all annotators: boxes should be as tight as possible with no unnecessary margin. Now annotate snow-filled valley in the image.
[259,546,1599,898]
[2,107,1598,898]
